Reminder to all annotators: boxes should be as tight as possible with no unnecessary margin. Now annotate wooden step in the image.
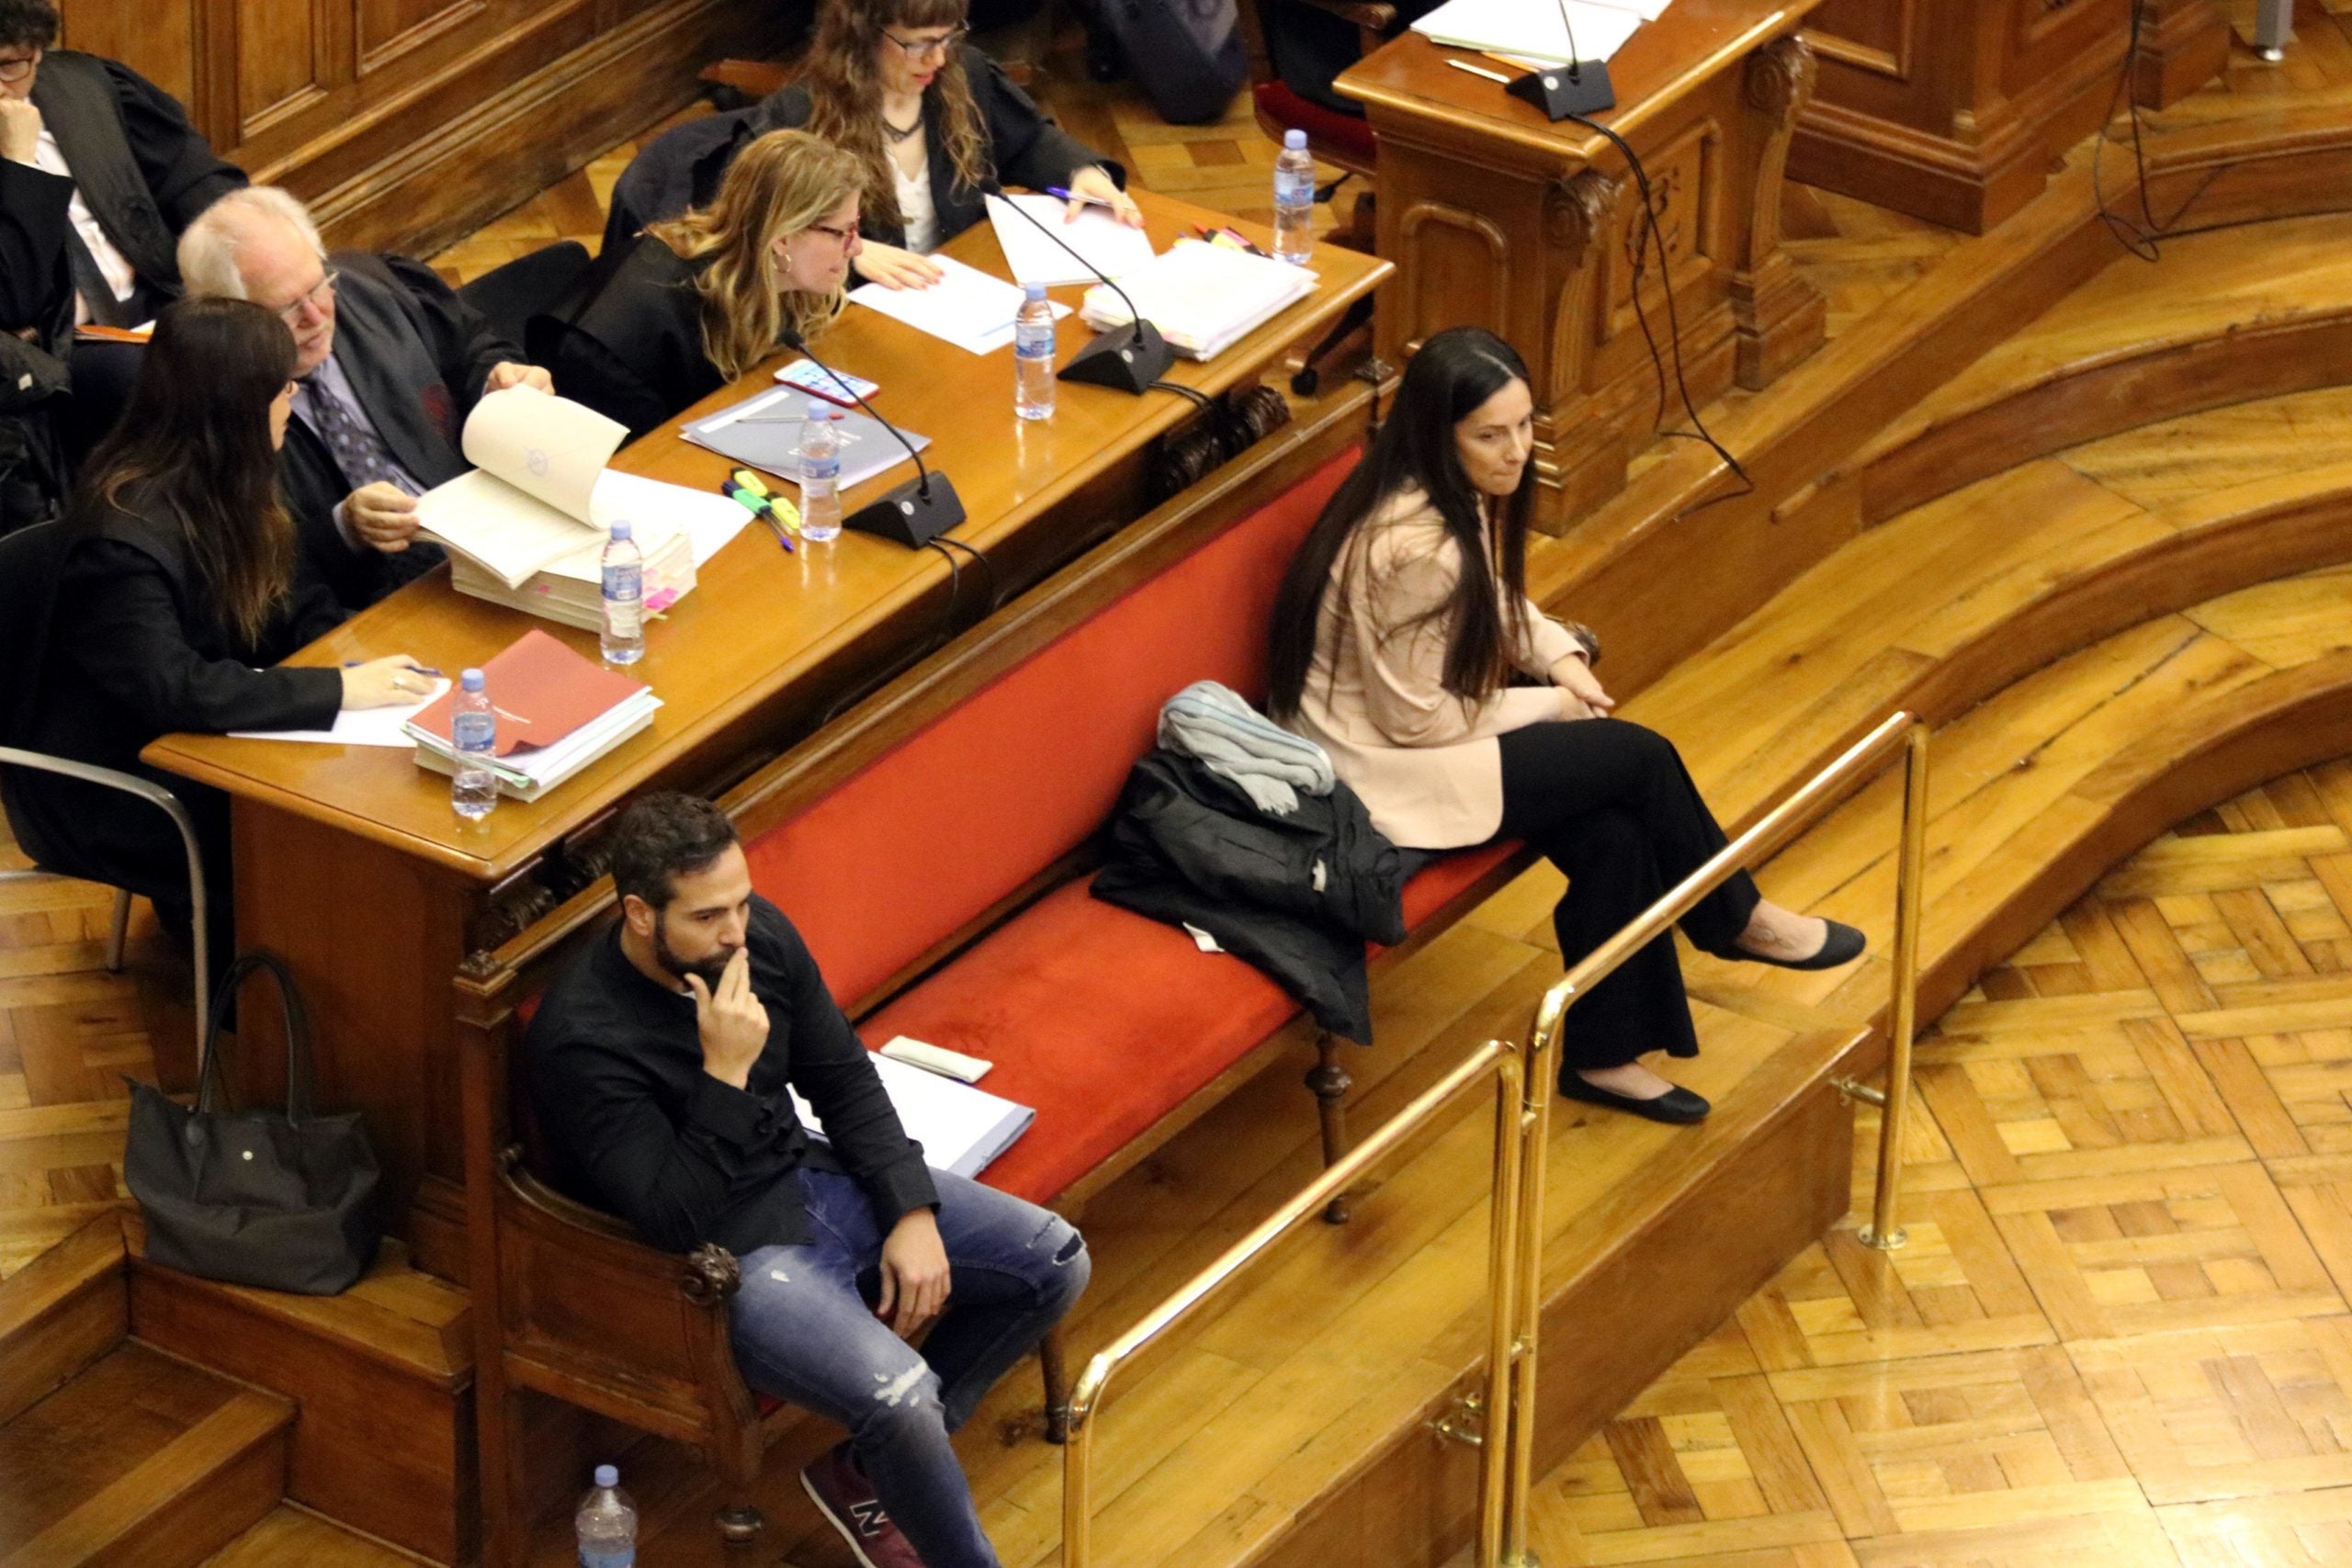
[122,1219,474,1567]
[199,1506,430,1567]
[0,1342,291,1568]
[1844,211,2352,525]
[0,1213,125,1427]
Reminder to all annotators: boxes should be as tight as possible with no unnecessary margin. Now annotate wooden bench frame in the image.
[456,380,1539,1562]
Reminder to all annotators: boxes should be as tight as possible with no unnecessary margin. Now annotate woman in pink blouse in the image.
[1267,328,1863,1123]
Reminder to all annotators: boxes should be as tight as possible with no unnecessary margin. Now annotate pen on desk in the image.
[344,661,444,677]
[1042,186,1115,209]
[1445,57,1513,84]
[721,479,797,550]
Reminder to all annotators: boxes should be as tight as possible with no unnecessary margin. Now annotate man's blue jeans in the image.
[730,1167,1090,1568]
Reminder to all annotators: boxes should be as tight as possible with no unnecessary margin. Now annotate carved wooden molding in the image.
[1396,200,1512,349]
[1544,169,1619,402]
[1743,36,1816,268]
[682,1245,742,1306]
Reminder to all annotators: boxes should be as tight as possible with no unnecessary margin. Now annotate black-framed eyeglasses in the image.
[880,25,966,62]
[274,267,338,327]
[806,220,861,246]
[0,48,41,84]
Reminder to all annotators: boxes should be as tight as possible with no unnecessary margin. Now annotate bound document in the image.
[403,628,662,802]
[1079,238,1317,361]
[415,389,729,603]
[790,1054,1035,1179]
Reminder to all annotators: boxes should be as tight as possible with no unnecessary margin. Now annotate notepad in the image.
[789,1054,1035,1179]
[848,254,1071,355]
[1411,0,1648,65]
[229,679,451,747]
[681,385,930,491]
[985,194,1159,288]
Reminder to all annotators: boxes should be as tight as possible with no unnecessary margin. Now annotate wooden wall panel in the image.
[55,0,199,106]
[234,0,334,139]
[40,0,771,261]
[1804,0,1912,78]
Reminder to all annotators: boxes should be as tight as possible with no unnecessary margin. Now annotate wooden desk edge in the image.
[143,243,1395,885]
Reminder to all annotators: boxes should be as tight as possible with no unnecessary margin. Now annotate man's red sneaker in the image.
[800,1440,925,1568]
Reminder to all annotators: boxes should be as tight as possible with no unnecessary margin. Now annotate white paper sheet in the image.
[231,679,450,747]
[848,254,1070,355]
[1413,0,1646,65]
[984,194,1159,288]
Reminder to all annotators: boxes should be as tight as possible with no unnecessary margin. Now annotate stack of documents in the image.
[848,254,1070,355]
[417,389,745,627]
[984,194,1159,288]
[1411,0,1662,65]
[683,385,931,491]
[1080,238,1317,361]
[789,1053,1035,1179]
[405,629,662,802]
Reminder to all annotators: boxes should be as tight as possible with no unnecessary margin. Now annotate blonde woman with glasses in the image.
[601,0,1134,291]
[546,130,865,442]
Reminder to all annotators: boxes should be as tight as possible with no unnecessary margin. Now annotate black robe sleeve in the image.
[102,58,245,232]
[373,253,521,411]
[61,537,345,738]
[972,50,1122,197]
[0,161,75,334]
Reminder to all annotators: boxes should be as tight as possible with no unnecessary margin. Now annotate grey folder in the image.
[681,391,933,491]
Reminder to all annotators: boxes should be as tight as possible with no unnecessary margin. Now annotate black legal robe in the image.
[599,45,1120,256]
[537,236,721,445]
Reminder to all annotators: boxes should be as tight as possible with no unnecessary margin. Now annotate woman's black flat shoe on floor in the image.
[1727,919,1868,972]
[1560,1076,1712,1124]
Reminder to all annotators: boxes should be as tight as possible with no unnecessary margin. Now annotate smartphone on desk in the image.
[775,358,878,407]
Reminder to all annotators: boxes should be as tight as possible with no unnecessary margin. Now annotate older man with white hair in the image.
[178,187,552,607]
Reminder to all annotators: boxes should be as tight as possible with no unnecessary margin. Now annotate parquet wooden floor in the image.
[1476,771,2352,1568]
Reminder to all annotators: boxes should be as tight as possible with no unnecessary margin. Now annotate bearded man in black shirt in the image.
[527,793,1089,1568]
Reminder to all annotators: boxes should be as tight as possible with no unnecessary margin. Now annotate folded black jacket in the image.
[1091,750,1420,1043]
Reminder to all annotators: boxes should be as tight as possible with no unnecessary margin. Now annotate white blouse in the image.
[892,158,942,255]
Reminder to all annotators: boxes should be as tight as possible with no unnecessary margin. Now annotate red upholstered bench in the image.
[456,442,1533,1562]
[731,448,1528,1219]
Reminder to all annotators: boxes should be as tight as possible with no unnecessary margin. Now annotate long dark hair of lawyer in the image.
[798,0,990,237]
[1265,327,1535,723]
[73,299,299,649]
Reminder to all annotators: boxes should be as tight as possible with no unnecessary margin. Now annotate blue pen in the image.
[1042,186,1116,210]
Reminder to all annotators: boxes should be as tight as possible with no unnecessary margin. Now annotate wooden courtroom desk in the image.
[145,191,1388,1275]
[1336,1,1826,534]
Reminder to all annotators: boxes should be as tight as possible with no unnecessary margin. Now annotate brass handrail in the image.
[1490,708,1930,1561]
[1058,709,1928,1568]
[1062,1021,1558,1568]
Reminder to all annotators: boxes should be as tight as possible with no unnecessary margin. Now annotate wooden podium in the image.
[1790,0,2230,233]
[1337,0,1828,536]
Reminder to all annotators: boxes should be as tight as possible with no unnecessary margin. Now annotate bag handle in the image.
[194,951,322,1122]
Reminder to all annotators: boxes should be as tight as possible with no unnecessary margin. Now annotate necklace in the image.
[883,111,922,143]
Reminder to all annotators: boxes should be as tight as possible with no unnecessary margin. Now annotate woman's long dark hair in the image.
[1266,327,1536,722]
[798,0,990,237]
[72,298,299,648]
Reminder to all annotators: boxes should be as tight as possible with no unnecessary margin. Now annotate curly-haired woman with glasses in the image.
[603,0,1134,291]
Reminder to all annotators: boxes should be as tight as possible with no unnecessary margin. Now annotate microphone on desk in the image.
[779,327,967,549]
[983,180,1174,396]
[1507,0,1616,118]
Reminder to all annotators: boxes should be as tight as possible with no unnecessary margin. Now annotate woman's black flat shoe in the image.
[1727,919,1867,972]
[1560,1076,1711,1124]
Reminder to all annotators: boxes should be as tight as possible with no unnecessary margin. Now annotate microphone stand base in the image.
[1058,320,1177,395]
[1508,61,1615,118]
[846,471,966,549]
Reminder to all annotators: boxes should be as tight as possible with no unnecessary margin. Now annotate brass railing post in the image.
[1476,1048,1526,1568]
[1499,998,1561,1567]
[1859,722,1931,1250]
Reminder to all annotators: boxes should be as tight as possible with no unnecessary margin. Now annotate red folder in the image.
[407,629,647,757]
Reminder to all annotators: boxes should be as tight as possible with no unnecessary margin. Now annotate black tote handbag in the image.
[125,952,382,1295]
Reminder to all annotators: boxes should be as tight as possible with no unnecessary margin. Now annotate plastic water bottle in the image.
[600,520,644,665]
[1273,129,1316,265]
[797,401,842,543]
[450,668,497,821]
[1014,282,1057,422]
[574,1464,637,1568]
